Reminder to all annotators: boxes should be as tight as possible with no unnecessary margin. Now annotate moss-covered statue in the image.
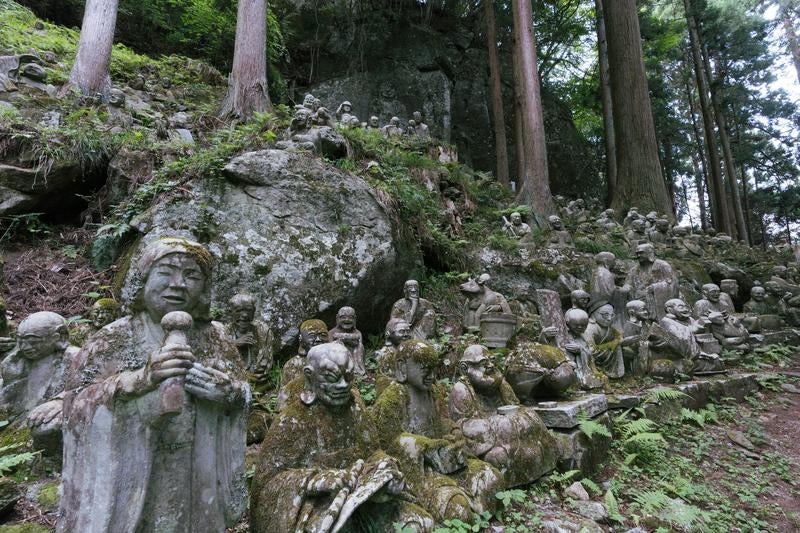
[390,280,437,341]
[329,306,365,376]
[449,345,557,487]
[547,215,573,248]
[559,309,606,390]
[372,340,503,523]
[583,301,627,379]
[251,342,433,533]
[226,293,274,385]
[72,298,122,346]
[281,319,328,388]
[58,238,249,533]
[0,311,79,454]
[504,336,577,402]
[374,318,412,393]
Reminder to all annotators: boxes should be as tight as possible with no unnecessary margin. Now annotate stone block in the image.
[676,381,711,410]
[607,394,641,410]
[534,394,608,429]
[552,412,612,476]
[762,329,799,345]
[708,373,758,402]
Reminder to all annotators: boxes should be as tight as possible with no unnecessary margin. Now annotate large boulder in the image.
[126,149,419,351]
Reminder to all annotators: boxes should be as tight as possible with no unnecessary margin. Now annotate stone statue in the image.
[251,342,433,533]
[743,285,770,316]
[547,215,573,248]
[390,280,437,341]
[583,301,626,379]
[107,88,126,108]
[693,283,734,318]
[504,339,577,401]
[371,340,502,522]
[373,318,412,385]
[382,116,403,138]
[73,298,122,345]
[367,115,380,129]
[623,207,641,228]
[644,211,658,230]
[622,300,652,375]
[406,119,417,135]
[473,274,512,324]
[648,218,671,245]
[647,298,725,380]
[336,100,356,124]
[569,289,590,312]
[708,311,751,353]
[623,243,678,320]
[626,219,648,248]
[564,200,588,223]
[412,111,430,138]
[595,209,620,231]
[0,312,78,454]
[449,344,558,487]
[719,279,739,311]
[329,306,365,375]
[559,309,606,390]
[226,293,274,384]
[0,296,12,354]
[590,252,628,327]
[280,319,328,389]
[58,238,249,533]
[504,212,532,240]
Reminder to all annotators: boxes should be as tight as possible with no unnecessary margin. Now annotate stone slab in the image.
[676,381,711,410]
[552,412,612,475]
[708,373,758,402]
[762,330,799,345]
[607,394,641,410]
[534,394,608,429]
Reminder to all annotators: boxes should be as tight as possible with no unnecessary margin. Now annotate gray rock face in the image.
[130,149,418,351]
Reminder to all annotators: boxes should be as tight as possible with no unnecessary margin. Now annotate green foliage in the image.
[433,512,491,533]
[577,410,612,440]
[0,443,35,475]
[0,213,51,244]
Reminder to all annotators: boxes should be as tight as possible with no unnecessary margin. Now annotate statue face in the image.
[566,316,588,335]
[404,281,420,299]
[336,309,356,330]
[343,103,351,113]
[413,111,422,122]
[369,116,379,127]
[108,89,125,107]
[510,213,521,224]
[593,305,615,327]
[306,345,354,407]
[549,216,563,230]
[669,301,692,320]
[703,286,721,303]
[635,245,655,265]
[632,306,650,320]
[657,220,670,231]
[232,302,255,327]
[405,357,437,391]
[301,328,328,351]
[572,292,590,309]
[17,329,58,360]
[751,287,766,301]
[632,220,646,233]
[390,117,399,126]
[462,351,502,393]
[143,254,207,321]
[90,307,117,329]
[388,321,412,345]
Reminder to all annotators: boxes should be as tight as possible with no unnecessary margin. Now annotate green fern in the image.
[643,387,688,404]
[681,408,706,427]
[604,489,625,523]
[632,489,672,514]
[620,418,657,440]
[580,477,601,495]
[577,411,612,440]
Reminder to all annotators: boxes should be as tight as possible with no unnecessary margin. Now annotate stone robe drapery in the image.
[58,314,249,533]
[583,323,624,378]
[1,345,77,421]
[625,260,678,320]
[390,298,437,341]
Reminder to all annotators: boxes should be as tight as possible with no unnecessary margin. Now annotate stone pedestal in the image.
[552,412,612,475]
[533,394,608,429]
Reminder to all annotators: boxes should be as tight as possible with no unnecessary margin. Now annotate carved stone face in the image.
[90,306,118,329]
[342,102,352,113]
[16,312,66,361]
[510,212,522,225]
[390,117,400,126]
[405,357,437,391]
[404,280,420,299]
[635,244,655,265]
[667,300,692,320]
[656,219,670,231]
[460,345,502,393]
[593,304,615,328]
[751,287,766,302]
[571,291,590,310]
[304,343,353,407]
[549,216,564,230]
[231,300,256,329]
[720,279,738,296]
[143,253,207,322]
[631,305,650,321]
[336,307,356,331]
[300,321,328,352]
[388,320,412,346]
[108,89,125,107]
[702,285,721,303]
[369,116,379,128]
[632,219,646,233]
[413,111,422,123]
[565,310,589,335]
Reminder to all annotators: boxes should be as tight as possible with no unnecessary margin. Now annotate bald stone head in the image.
[302,342,354,407]
[16,311,69,361]
[460,344,502,393]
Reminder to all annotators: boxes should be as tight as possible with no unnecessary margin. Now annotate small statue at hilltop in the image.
[225,293,274,384]
[413,111,430,139]
[590,252,629,326]
[503,211,532,240]
[382,116,403,138]
[547,215,573,248]
[623,243,678,321]
[72,298,122,345]
[329,306,365,376]
[390,280,437,341]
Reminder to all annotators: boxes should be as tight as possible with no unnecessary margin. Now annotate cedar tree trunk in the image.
[65,0,119,96]
[485,0,510,186]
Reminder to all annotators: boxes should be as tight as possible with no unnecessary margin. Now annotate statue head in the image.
[720,279,738,297]
[656,218,670,232]
[302,93,315,108]
[589,301,615,328]
[548,215,564,230]
[631,219,646,233]
[229,293,256,329]
[390,116,400,126]
[299,319,328,355]
[708,311,725,327]
[108,88,126,108]
[627,207,639,217]
[750,285,766,302]
[665,298,691,320]
[595,251,616,268]
[602,208,615,219]
[476,273,492,288]
[565,308,589,335]
[569,290,589,310]
[764,280,782,296]
[369,116,379,128]
[312,98,322,111]
[396,340,439,391]
[645,211,658,223]
[635,243,656,265]
[701,283,721,303]
[672,225,690,236]
[133,238,213,323]
[335,306,357,331]
[340,101,352,113]
[301,342,354,407]
[407,119,417,128]
[404,279,420,299]
[773,265,788,277]
[385,318,412,347]
[626,300,649,321]
[412,111,423,123]
[459,344,503,394]
[89,298,120,329]
[510,212,522,225]
[16,311,69,361]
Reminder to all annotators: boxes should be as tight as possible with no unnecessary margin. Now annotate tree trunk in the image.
[683,0,731,234]
[64,0,119,96]
[220,0,270,120]
[603,0,672,218]
[691,155,708,230]
[512,0,555,226]
[705,51,748,244]
[781,5,800,86]
[684,69,710,230]
[595,0,617,205]
[484,0,510,187]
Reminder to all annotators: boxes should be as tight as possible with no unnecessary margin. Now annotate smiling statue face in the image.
[703,285,721,303]
[594,304,615,328]
[404,280,420,299]
[751,287,766,302]
[143,253,207,321]
[232,301,255,328]
[405,357,437,391]
[336,307,356,331]
[667,300,691,320]
[388,320,412,345]
[305,343,354,407]
[16,312,66,361]
[461,345,502,393]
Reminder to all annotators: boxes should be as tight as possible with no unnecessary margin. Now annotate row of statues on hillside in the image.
[290,93,431,138]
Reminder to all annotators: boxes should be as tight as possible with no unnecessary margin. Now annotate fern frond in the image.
[681,408,706,427]
[621,418,657,439]
[643,387,688,404]
[578,418,612,440]
[632,489,671,514]
[626,432,666,444]
[581,477,601,495]
[604,489,625,523]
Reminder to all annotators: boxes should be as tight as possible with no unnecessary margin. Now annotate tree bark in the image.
[594,0,617,205]
[603,0,672,218]
[512,0,555,226]
[220,0,271,120]
[484,0,510,187]
[683,0,731,234]
[705,51,748,244]
[691,155,708,230]
[65,0,119,96]
[781,5,800,86]
[684,68,710,230]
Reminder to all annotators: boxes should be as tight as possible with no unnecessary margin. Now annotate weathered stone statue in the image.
[504,339,577,401]
[504,212,532,240]
[449,344,558,487]
[590,252,628,327]
[382,116,403,138]
[329,306,365,375]
[648,299,725,380]
[226,293,274,384]
[719,279,739,310]
[0,312,78,453]
[583,301,625,379]
[412,111,430,138]
[648,218,671,245]
[374,318,412,383]
[644,211,658,230]
[559,309,606,390]
[742,284,772,333]
[390,280,437,341]
[473,274,512,322]
[367,115,380,129]
[564,199,588,223]
[406,119,417,134]
[595,209,620,231]
[0,297,12,354]
[547,215,573,248]
[626,219,648,248]
[280,319,329,388]
[693,283,734,318]
[569,289,590,312]
[622,300,652,375]
[251,342,433,533]
[708,311,751,353]
[623,243,678,320]
[623,207,641,228]
[372,341,502,522]
[58,238,249,533]
[336,100,356,124]
[73,298,122,346]
[107,88,126,108]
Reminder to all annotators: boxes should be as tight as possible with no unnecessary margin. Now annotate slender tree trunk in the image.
[595,0,616,205]
[484,0,510,186]
[64,0,119,96]
[691,155,708,230]
[704,51,748,244]
[683,0,731,234]
[514,100,525,193]
[220,0,270,120]
[512,0,555,225]
[732,119,753,244]
[603,0,672,218]
[781,6,800,86]
[684,64,711,230]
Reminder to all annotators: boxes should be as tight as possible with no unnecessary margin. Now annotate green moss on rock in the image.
[35,480,59,511]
